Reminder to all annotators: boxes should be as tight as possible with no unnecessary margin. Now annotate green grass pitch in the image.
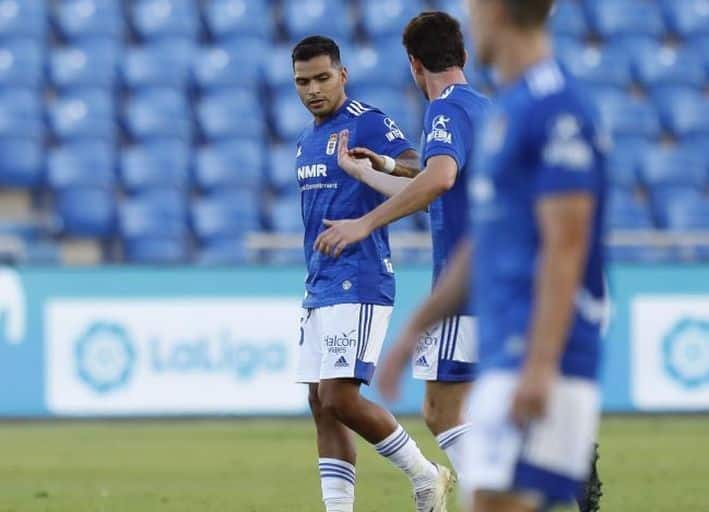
[0,416,707,511]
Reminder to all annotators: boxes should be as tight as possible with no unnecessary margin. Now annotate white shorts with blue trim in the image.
[412,315,478,382]
[461,371,600,507]
[295,303,392,385]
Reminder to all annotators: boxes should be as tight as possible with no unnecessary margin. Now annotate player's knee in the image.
[422,396,452,435]
[318,384,357,422]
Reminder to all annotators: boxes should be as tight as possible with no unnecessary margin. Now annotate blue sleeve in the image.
[422,100,469,171]
[355,110,415,158]
[533,109,596,198]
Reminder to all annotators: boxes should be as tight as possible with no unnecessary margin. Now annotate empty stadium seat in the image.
[131,0,198,40]
[193,39,265,90]
[550,0,590,38]
[49,90,115,140]
[653,87,709,140]
[196,90,266,140]
[661,0,709,38]
[347,42,410,89]
[50,41,119,90]
[634,44,706,90]
[349,85,420,141]
[586,0,665,39]
[197,238,252,265]
[0,88,42,137]
[270,197,302,233]
[205,0,272,40]
[265,45,296,89]
[272,86,312,141]
[608,190,655,230]
[283,0,353,42]
[0,0,45,38]
[564,44,633,88]
[0,138,43,187]
[689,35,709,73]
[192,191,261,242]
[593,91,661,138]
[268,143,297,192]
[123,88,191,141]
[123,38,195,90]
[48,142,116,189]
[123,238,189,263]
[54,188,116,238]
[608,137,650,189]
[194,140,264,191]
[121,140,190,192]
[361,0,423,39]
[661,190,709,230]
[55,0,123,40]
[641,144,707,189]
[0,39,43,88]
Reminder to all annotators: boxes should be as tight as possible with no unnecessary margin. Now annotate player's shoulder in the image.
[342,99,386,122]
[521,60,594,118]
[427,84,489,123]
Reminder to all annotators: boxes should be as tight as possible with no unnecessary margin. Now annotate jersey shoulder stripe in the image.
[346,99,373,117]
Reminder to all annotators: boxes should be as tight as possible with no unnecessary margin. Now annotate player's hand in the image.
[337,130,375,180]
[314,218,371,258]
[377,326,420,402]
[347,146,387,173]
[510,360,557,428]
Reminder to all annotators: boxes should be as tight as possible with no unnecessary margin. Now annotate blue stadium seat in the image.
[349,85,420,142]
[272,86,312,141]
[586,0,665,39]
[196,89,266,140]
[48,142,115,189]
[607,189,654,230]
[661,190,709,230]
[54,188,116,238]
[194,140,264,191]
[661,0,709,38]
[0,39,43,88]
[634,44,706,90]
[608,137,649,189]
[123,238,189,263]
[361,0,423,39]
[0,138,43,187]
[192,191,261,242]
[563,44,633,88]
[347,41,410,88]
[550,0,590,38]
[55,0,123,40]
[270,197,302,233]
[121,140,190,192]
[268,143,297,192]
[49,90,115,140]
[265,45,295,90]
[641,144,707,189]
[50,41,119,90]
[0,0,45,38]
[197,238,252,265]
[0,88,42,137]
[653,87,709,140]
[193,39,265,90]
[283,0,352,42]
[689,35,709,74]
[593,91,661,138]
[131,0,198,40]
[265,248,304,265]
[205,0,272,40]
[124,88,191,141]
[123,38,195,90]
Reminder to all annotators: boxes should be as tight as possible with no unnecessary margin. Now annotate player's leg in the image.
[471,491,538,512]
[297,309,357,512]
[576,443,602,512]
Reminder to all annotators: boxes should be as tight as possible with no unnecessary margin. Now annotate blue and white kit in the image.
[294,99,414,385]
[463,60,608,507]
[412,84,488,383]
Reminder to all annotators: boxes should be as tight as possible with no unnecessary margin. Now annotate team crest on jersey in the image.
[326,133,338,155]
[427,115,452,144]
[384,117,405,142]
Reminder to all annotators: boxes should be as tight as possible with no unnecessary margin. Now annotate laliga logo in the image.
[75,323,136,394]
[662,318,709,389]
[0,268,26,345]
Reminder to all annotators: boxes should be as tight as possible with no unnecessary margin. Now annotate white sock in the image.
[374,424,438,490]
[319,458,355,512]
[436,423,473,482]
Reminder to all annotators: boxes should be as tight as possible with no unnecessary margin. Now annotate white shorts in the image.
[412,315,478,382]
[461,371,600,507]
[295,303,393,385]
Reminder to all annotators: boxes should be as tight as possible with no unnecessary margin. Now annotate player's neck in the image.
[495,29,552,85]
[314,95,348,125]
[425,69,467,101]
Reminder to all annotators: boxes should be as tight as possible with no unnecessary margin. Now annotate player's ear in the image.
[340,66,348,86]
[463,49,469,68]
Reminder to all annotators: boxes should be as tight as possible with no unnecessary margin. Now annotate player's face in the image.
[294,55,348,119]
[468,0,498,66]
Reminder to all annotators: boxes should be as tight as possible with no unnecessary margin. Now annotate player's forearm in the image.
[359,169,412,198]
[391,155,421,178]
[407,239,472,333]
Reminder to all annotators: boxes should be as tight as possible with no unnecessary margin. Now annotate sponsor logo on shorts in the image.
[415,355,430,368]
[416,330,438,354]
[325,330,357,355]
[334,356,349,368]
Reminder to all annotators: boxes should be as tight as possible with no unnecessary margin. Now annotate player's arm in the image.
[377,239,472,401]
[348,145,421,178]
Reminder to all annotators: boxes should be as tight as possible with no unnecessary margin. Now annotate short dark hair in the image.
[291,36,342,68]
[502,0,554,28]
[402,12,466,73]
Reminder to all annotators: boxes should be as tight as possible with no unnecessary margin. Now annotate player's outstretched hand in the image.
[314,218,371,258]
[377,326,420,402]
[337,129,375,180]
[510,361,556,428]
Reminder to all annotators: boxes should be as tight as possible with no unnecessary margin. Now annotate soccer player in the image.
[291,36,453,512]
[314,11,488,484]
[378,0,609,510]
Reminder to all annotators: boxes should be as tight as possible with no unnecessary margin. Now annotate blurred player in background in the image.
[314,11,488,486]
[378,0,608,510]
[291,36,453,512]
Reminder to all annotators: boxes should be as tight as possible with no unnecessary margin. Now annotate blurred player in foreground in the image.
[378,0,608,510]
[314,11,488,486]
[291,36,452,512]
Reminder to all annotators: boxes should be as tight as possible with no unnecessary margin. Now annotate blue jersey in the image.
[421,84,489,288]
[297,99,414,309]
[470,60,608,380]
